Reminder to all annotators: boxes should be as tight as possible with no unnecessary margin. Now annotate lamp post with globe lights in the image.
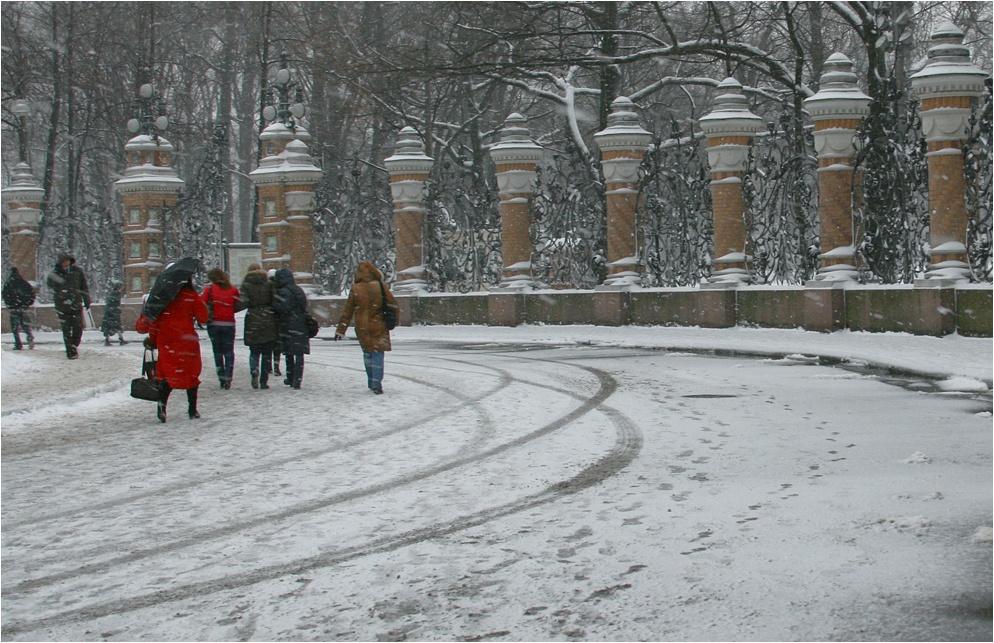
[127,82,170,142]
[114,80,184,301]
[11,99,31,164]
[250,53,322,286]
[262,54,306,132]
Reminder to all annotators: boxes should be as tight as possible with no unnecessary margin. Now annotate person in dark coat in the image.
[100,281,128,346]
[136,279,209,423]
[46,254,91,359]
[235,263,279,389]
[2,267,36,350]
[334,261,398,394]
[267,268,282,377]
[271,267,309,389]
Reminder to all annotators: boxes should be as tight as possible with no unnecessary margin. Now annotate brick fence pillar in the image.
[249,125,323,286]
[910,22,987,284]
[593,97,653,289]
[384,127,433,292]
[1,163,44,283]
[699,78,764,288]
[115,134,184,301]
[804,53,871,283]
[489,113,543,289]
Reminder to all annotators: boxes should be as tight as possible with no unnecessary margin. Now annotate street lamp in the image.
[262,53,306,131]
[127,82,169,140]
[11,99,30,163]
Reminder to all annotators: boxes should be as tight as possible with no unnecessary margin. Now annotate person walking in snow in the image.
[3,266,36,350]
[136,277,209,423]
[267,268,283,377]
[271,268,309,389]
[100,281,128,346]
[334,261,398,395]
[201,268,239,389]
[235,263,279,389]
[46,254,91,360]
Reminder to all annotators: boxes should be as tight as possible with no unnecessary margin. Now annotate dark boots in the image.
[187,386,200,419]
[157,381,171,423]
[157,383,199,421]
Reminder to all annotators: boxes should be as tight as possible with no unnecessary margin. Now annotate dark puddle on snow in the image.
[439,341,992,411]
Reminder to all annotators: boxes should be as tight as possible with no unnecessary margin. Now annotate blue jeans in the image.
[363,351,384,390]
[248,342,275,384]
[207,324,236,382]
[9,309,33,350]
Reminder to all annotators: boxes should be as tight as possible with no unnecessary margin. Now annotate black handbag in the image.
[305,313,320,338]
[130,348,160,401]
[378,280,398,330]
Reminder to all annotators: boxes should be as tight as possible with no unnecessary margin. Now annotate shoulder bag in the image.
[378,280,399,330]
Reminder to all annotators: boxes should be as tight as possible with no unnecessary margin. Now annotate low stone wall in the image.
[4,285,991,338]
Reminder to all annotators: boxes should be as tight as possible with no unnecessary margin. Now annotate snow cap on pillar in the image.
[699,78,764,175]
[594,96,652,153]
[699,78,764,137]
[384,126,433,175]
[490,113,543,166]
[911,22,987,100]
[804,53,871,120]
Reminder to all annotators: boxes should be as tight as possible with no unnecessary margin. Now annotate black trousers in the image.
[56,309,83,357]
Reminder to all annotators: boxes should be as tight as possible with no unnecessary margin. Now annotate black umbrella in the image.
[143,257,200,320]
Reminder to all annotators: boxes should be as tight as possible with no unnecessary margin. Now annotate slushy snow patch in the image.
[903,451,932,464]
[935,377,989,393]
[874,515,931,535]
[972,526,993,544]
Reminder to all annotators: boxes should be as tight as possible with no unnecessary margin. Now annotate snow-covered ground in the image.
[2,324,991,642]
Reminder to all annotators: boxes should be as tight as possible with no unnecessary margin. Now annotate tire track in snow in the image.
[2,354,511,528]
[2,350,604,589]
[1,360,641,637]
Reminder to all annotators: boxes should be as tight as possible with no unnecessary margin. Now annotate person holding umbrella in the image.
[136,258,209,423]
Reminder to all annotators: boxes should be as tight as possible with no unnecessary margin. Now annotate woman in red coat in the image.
[136,279,210,423]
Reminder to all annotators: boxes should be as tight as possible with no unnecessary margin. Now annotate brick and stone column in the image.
[699,78,764,287]
[593,97,653,289]
[1,162,44,283]
[910,22,988,283]
[489,113,543,289]
[804,53,871,283]
[249,124,323,286]
[384,127,433,292]
[115,135,184,300]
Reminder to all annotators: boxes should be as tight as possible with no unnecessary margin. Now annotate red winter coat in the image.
[137,287,210,389]
[201,283,239,325]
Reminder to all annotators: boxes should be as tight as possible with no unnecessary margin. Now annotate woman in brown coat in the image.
[334,261,399,394]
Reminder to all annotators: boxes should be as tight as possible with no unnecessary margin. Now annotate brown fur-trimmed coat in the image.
[335,261,398,353]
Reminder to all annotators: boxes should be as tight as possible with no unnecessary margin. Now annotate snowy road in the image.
[1,328,992,641]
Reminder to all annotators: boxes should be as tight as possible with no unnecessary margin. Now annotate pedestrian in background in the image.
[272,268,309,389]
[334,261,398,394]
[235,263,279,389]
[137,277,209,423]
[2,267,36,350]
[201,268,239,389]
[267,268,283,377]
[101,281,128,346]
[46,254,90,360]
